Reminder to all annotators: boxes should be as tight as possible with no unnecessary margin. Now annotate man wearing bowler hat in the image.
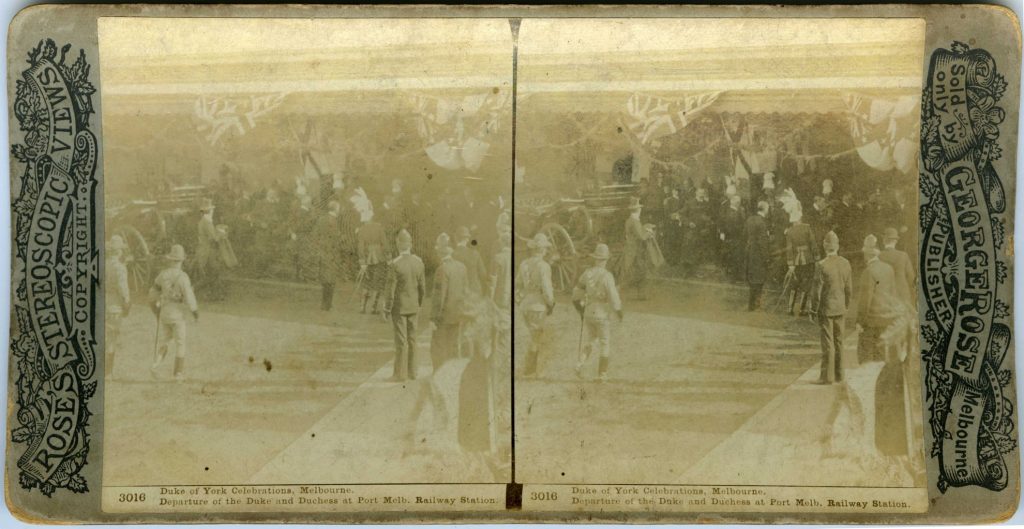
[149,244,199,381]
[879,227,916,310]
[453,225,489,296]
[856,234,900,364]
[572,243,623,381]
[515,232,555,377]
[429,233,468,371]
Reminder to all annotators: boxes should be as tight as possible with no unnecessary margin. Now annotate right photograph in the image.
[513,17,927,492]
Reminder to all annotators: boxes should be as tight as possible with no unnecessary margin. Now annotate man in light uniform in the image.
[515,233,554,377]
[572,243,623,381]
[387,229,425,381]
[149,244,199,380]
[105,235,131,379]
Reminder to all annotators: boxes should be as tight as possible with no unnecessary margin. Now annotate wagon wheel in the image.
[539,222,578,294]
[113,226,151,295]
[562,206,594,246]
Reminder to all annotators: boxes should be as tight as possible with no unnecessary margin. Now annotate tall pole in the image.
[507,15,521,497]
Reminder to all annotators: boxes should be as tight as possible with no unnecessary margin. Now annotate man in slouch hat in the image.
[149,244,199,381]
[572,243,623,381]
[515,232,555,377]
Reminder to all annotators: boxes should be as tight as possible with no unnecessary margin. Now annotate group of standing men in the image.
[517,222,629,382]
[804,224,918,462]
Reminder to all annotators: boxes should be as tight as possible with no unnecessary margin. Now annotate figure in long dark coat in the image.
[745,201,771,311]
[622,197,655,299]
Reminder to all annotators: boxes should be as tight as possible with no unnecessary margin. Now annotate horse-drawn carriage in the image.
[514,183,640,292]
[105,184,209,294]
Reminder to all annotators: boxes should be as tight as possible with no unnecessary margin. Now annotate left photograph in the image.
[97,17,513,493]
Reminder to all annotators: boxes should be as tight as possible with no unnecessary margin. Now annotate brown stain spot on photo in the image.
[492,86,499,94]
[248,356,254,363]
[263,359,272,372]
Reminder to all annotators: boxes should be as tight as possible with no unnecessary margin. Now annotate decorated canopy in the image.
[514,18,926,196]
[98,17,514,200]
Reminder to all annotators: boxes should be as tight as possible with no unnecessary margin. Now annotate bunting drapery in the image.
[408,90,509,171]
[844,93,919,174]
[625,91,721,144]
[194,93,287,146]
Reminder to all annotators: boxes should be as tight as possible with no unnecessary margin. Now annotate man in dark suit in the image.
[720,194,746,281]
[810,231,852,384]
[831,191,858,248]
[785,209,818,316]
[744,200,771,310]
[453,225,488,296]
[856,234,900,364]
[430,233,469,371]
[387,229,426,381]
[879,227,916,310]
[312,201,342,311]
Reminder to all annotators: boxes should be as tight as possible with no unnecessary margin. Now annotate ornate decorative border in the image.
[920,41,1015,493]
[8,39,98,497]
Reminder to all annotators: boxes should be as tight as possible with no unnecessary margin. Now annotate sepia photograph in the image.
[513,17,929,499]
[97,16,513,494]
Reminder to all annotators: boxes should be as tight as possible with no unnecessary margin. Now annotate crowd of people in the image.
[105,167,514,477]
[514,167,922,474]
[632,171,917,292]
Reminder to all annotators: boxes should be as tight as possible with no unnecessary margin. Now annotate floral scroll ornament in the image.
[919,41,1015,494]
[9,39,99,497]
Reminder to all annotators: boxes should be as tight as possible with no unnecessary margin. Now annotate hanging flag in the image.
[625,91,721,144]
[299,120,332,180]
[844,93,918,174]
[408,90,508,172]
[194,93,286,146]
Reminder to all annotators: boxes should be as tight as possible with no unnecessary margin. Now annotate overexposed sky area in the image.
[518,18,925,55]
[98,17,512,59]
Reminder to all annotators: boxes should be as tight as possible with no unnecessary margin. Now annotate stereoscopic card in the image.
[3,4,1020,524]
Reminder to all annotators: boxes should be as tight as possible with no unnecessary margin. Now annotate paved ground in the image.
[103,279,431,486]
[514,276,924,487]
[104,272,922,489]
